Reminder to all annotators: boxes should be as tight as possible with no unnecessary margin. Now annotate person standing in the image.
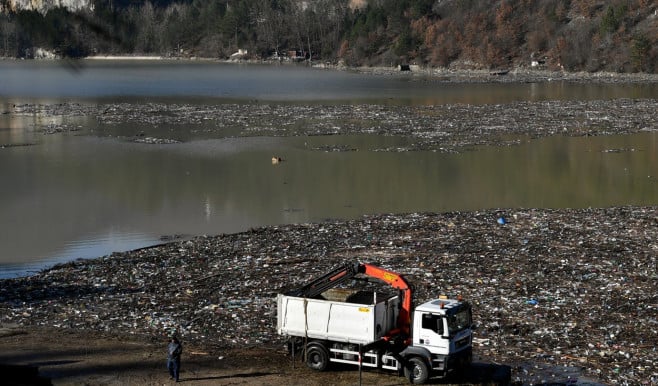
[167,336,183,382]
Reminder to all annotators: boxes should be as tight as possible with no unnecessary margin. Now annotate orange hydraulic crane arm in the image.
[285,262,360,298]
[360,263,413,339]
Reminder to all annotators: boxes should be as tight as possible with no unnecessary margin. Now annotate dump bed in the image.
[277,290,400,344]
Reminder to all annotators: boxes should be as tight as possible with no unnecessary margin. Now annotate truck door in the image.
[415,313,449,354]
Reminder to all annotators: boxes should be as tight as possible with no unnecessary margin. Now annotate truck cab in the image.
[405,299,473,381]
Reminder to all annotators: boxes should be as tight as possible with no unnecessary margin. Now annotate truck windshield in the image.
[447,307,471,335]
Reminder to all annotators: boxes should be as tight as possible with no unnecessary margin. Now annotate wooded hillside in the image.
[1,0,656,73]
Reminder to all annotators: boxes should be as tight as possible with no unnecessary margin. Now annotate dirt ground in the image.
[1,326,512,386]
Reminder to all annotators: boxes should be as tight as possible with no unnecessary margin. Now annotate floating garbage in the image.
[9,98,658,153]
[1,207,658,385]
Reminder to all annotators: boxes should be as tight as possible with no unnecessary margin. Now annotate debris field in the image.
[7,97,658,153]
[1,207,657,385]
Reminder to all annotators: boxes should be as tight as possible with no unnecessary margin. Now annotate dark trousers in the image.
[167,357,180,381]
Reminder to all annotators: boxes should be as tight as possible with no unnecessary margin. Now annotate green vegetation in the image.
[0,0,656,73]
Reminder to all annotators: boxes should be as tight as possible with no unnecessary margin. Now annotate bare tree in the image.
[0,13,16,56]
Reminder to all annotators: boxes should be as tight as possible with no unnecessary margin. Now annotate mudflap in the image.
[286,337,304,357]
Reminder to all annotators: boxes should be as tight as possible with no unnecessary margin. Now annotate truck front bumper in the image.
[431,346,473,375]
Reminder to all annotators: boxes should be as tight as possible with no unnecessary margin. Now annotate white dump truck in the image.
[277,262,473,384]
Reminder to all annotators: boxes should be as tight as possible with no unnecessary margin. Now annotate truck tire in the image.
[305,344,329,371]
[404,357,429,384]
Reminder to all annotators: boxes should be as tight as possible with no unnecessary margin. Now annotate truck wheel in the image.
[305,345,329,371]
[404,357,429,384]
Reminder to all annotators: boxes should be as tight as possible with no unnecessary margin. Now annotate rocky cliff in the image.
[1,0,92,14]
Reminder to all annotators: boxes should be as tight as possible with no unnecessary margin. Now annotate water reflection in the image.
[1,131,657,277]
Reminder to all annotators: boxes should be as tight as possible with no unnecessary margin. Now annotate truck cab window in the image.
[447,308,472,335]
[421,313,443,335]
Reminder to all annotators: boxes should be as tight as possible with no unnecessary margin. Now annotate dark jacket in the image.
[168,341,183,360]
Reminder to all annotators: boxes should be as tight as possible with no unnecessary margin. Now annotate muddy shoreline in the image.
[344,65,658,84]
[85,57,658,84]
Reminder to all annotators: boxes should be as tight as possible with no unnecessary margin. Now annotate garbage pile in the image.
[1,207,657,385]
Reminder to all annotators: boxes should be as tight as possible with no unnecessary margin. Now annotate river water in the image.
[1,60,657,278]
